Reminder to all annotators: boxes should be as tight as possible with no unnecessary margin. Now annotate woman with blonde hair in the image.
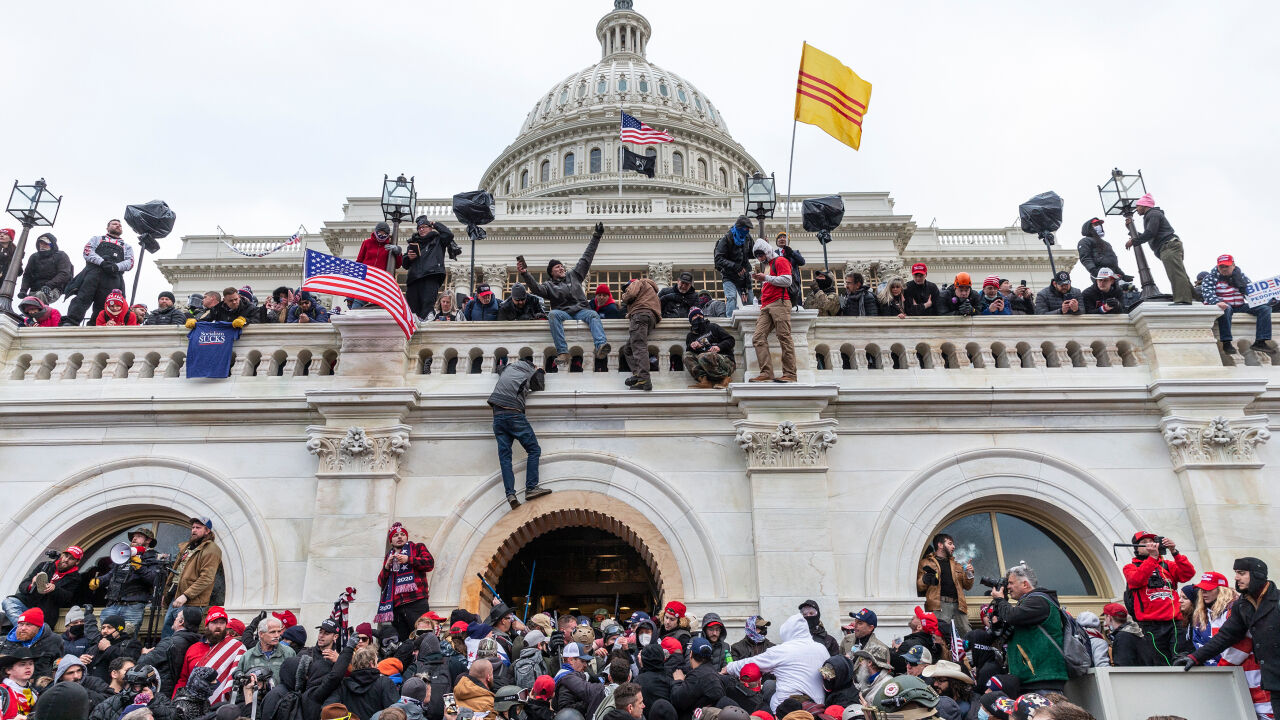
[877,277,907,319]
[1190,571,1238,664]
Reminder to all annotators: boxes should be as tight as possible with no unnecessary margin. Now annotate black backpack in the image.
[1026,592,1094,679]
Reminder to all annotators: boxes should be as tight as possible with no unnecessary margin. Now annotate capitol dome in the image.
[480,0,764,198]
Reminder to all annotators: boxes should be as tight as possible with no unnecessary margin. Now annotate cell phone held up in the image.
[444,693,458,715]
[516,255,526,269]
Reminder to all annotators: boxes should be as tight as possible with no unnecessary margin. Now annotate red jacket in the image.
[377,541,435,607]
[357,233,402,272]
[760,255,793,308]
[1122,553,1195,621]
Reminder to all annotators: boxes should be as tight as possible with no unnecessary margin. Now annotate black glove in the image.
[592,222,604,241]
[345,632,360,650]
[1174,655,1197,671]
[922,567,938,587]
[548,630,565,654]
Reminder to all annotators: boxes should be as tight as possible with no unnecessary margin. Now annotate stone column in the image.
[299,312,420,627]
[731,385,840,623]
[481,264,510,299]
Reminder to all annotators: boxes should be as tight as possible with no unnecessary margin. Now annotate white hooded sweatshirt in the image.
[724,613,828,712]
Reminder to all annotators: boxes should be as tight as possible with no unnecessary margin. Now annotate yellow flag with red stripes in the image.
[794,42,872,151]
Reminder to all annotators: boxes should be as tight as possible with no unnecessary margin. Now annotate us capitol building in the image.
[2,1,1276,657]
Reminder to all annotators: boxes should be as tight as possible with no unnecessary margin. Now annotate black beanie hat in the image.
[35,681,89,720]
[547,259,563,275]
[1235,557,1269,580]
[181,606,205,631]
[159,291,176,302]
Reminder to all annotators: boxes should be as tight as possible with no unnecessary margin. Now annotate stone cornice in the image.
[1160,414,1271,470]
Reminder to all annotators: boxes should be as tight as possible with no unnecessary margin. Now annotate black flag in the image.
[622,148,656,178]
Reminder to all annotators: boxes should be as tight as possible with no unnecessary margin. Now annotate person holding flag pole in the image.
[783,42,872,240]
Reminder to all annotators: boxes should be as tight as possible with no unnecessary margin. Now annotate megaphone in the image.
[109,542,140,566]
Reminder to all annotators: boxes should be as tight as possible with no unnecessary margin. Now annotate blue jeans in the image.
[722,280,754,318]
[103,603,146,634]
[2,596,27,627]
[548,309,606,353]
[1219,303,1271,342]
[493,412,540,496]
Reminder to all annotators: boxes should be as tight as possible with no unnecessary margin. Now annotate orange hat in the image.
[378,658,404,676]
[953,272,971,287]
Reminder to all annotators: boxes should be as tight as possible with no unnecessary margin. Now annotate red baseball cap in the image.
[273,610,298,628]
[911,263,928,275]
[1133,530,1159,545]
[664,601,686,618]
[532,675,556,701]
[740,663,762,683]
[1195,571,1229,591]
[450,621,470,635]
[1217,254,1234,266]
[420,611,445,622]
[64,546,84,561]
[660,637,683,654]
[206,606,229,622]
[1101,603,1128,619]
[228,618,246,635]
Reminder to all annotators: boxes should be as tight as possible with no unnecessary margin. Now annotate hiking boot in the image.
[713,377,732,389]
[776,375,798,383]
[506,493,520,509]
[688,378,714,389]
[594,343,612,359]
[525,486,552,501]
[556,352,571,368]
[630,379,653,391]
[1251,340,1274,352]
[1222,341,1238,355]
[624,375,642,387]
[749,374,775,383]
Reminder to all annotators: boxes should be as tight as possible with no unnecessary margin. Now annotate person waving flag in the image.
[302,249,416,338]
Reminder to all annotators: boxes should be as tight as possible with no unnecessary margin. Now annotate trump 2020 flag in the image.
[622,148,656,178]
[186,322,241,378]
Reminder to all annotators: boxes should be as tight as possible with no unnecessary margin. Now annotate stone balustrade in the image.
[1,304,1270,389]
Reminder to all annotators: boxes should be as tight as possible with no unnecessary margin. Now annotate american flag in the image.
[200,637,247,704]
[950,619,965,665]
[302,249,415,338]
[620,112,674,144]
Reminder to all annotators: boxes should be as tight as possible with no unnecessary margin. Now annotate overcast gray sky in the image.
[3,0,1277,306]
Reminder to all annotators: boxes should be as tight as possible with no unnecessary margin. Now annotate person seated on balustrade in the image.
[802,269,840,316]
[591,284,624,320]
[428,293,460,322]
[878,277,907,318]
[838,272,877,317]
[1081,268,1127,316]
[1201,253,1273,354]
[498,283,546,321]
[184,287,255,329]
[659,272,699,319]
[979,276,1011,315]
[462,284,500,321]
[287,291,331,323]
[517,222,610,368]
[685,307,735,389]
[95,290,139,327]
[940,273,980,317]
[1034,272,1082,315]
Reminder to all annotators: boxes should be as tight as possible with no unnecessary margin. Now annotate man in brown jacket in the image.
[915,533,974,634]
[161,517,222,638]
[621,277,661,392]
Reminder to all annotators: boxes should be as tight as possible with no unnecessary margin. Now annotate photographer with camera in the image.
[802,269,840,316]
[916,534,975,634]
[95,528,164,634]
[989,562,1066,695]
[1121,531,1195,666]
[88,664,174,720]
[980,276,1011,316]
[1081,268,1127,315]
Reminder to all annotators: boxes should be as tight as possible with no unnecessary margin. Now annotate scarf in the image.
[375,548,416,623]
[3,679,34,714]
[329,586,356,643]
[744,615,765,644]
[731,226,749,246]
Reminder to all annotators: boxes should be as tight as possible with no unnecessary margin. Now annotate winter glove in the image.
[391,245,403,256]
[448,244,462,260]
[345,632,360,650]
[130,556,142,569]
[592,222,604,241]
[1175,655,1197,671]
[232,317,247,329]
[89,577,101,591]
[184,318,196,330]
[548,630,565,655]
[922,567,938,587]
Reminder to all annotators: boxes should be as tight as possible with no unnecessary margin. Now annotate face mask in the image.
[1095,226,1105,239]
[638,633,651,646]
[977,709,990,720]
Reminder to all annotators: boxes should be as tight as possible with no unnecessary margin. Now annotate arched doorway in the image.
[495,526,659,619]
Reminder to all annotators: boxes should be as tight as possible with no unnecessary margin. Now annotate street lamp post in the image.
[1,179,62,319]
[1098,168,1163,300]
[381,174,416,276]
[744,172,777,242]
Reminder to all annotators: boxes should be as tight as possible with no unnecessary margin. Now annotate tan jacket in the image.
[803,288,840,316]
[171,537,222,606]
[916,551,975,614]
[622,278,662,322]
[453,675,495,712]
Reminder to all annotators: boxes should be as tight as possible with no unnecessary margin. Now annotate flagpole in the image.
[784,117,797,243]
[619,105,624,197]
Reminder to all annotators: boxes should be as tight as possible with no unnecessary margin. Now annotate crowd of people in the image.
[2,518,1275,720]
[6,195,1271,359]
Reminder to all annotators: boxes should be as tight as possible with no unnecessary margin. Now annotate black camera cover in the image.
[801,195,845,233]
[452,190,495,227]
[1018,191,1063,236]
[125,200,177,254]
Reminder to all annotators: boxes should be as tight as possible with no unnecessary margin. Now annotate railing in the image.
[666,197,732,214]
[936,230,1008,246]
[584,198,653,214]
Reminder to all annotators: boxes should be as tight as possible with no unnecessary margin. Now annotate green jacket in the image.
[236,641,296,678]
[997,591,1067,684]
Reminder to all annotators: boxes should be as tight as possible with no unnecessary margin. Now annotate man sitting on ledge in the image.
[518,222,610,368]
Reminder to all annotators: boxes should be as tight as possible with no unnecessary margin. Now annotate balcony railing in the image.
[1,306,1266,389]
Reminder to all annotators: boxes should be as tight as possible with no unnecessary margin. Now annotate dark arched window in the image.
[697,158,707,180]
[719,168,727,186]
[597,77,607,94]
[590,148,602,174]
[672,152,684,175]
[520,170,529,189]
[504,180,511,195]
[564,153,575,177]
[540,160,550,182]
[928,509,1099,597]
[645,147,657,158]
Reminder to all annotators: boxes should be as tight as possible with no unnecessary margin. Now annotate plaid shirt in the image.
[377,541,435,606]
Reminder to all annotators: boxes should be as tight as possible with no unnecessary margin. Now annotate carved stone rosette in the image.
[735,420,838,470]
[481,264,510,294]
[875,258,907,284]
[1160,415,1271,469]
[307,425,412,476]
[647,261,674,289]
[843,260,872,281]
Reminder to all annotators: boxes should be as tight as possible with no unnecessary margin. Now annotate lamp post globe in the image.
[1098,168,1161,299]
[744,172,777,240]
[1,178,62,319]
